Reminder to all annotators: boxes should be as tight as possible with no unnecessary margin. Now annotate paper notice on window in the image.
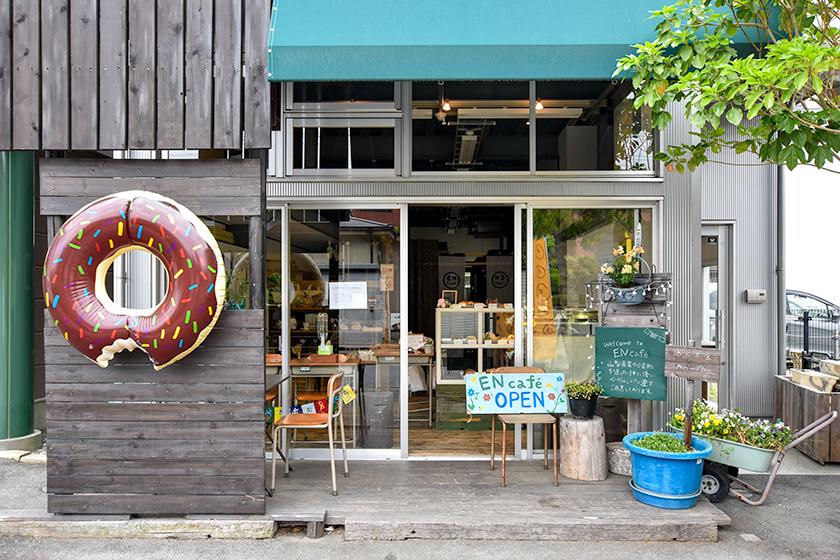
[329,282,367,309]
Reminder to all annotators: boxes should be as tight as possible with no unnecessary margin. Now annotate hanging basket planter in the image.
[608,281,649,305]
[601,248,652,306]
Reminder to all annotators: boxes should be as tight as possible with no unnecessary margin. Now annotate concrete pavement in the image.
[1,446,839,558]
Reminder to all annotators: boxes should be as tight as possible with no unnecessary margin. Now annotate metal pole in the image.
[0,152,35,440]
[777,164,786,377]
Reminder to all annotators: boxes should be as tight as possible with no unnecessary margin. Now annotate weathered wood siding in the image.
[774,375,840,464]
[45,309,266,514]
[40,156,267,515]
[39,158,263,216]
[1,0,271,151]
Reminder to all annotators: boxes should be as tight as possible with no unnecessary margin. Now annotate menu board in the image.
[594,327,667,401]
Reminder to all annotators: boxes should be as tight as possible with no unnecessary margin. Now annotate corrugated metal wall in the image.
[0,0,271,151]
[702,122,778,417]
[659,101,702,427]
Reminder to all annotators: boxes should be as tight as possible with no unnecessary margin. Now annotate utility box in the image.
[745,289,767,304]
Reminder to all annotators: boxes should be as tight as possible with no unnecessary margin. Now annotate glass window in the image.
[289,120,396,174]
[531,208,653,381]
[412,81,530,172]
[534,82,654,172]
[287,208,401,450]
[293,82,395,104]
[412,81,653,173]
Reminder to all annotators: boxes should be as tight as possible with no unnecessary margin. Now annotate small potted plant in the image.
[623,431,713,509]
[600,244,649,305]
[424,336,434,354]
[564,379,603,420]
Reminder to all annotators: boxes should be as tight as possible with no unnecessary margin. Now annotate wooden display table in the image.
[558,415,608,481]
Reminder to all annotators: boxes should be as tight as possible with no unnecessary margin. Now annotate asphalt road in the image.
[1,460,838,559]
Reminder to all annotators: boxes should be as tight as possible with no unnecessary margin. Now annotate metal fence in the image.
[786,309,840,365]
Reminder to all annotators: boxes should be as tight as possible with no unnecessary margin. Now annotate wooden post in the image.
[248,152,267,310]
[664,346,721,451]
[558,416,608,481]
[627,400,641,434]
[684,379,694,450]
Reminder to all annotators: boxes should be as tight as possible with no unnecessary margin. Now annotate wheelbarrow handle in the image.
[785,410,838,451]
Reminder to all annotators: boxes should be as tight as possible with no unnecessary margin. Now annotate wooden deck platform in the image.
[265,460,730,541]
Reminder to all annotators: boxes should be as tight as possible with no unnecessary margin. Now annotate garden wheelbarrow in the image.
[698,410,837,505]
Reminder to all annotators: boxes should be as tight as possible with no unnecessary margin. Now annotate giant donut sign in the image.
[44,191,226,369]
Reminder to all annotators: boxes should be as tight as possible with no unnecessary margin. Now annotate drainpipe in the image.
[0,152,39,450]
[777,164,786,381]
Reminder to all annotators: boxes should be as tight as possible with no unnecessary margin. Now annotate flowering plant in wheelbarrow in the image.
[670,399,791,452]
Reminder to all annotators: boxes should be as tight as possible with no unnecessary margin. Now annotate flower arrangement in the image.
[600,244,645,288]
[436,298,451,308]
[565,379,604,400]
[670,399,792,452]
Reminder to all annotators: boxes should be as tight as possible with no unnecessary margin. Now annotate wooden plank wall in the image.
[45,309,266,514]
[40,156,266,514]
[773,375,840,464]
[39,158,262,216]
[0,0,271,151]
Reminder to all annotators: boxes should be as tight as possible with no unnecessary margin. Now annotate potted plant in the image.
[600,244,649,305]
[670,399,791,474]
[623,432,713,509]
[565,379,603,420]
[267,272,283,304]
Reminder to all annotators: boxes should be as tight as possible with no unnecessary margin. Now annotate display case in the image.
[435,307,515,384]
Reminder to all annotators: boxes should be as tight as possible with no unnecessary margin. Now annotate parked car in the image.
[786,290,840,361]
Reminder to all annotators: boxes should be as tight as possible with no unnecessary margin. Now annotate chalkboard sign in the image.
[595,327,667,401]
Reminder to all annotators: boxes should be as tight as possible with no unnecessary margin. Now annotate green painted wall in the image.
[1,152,35,439]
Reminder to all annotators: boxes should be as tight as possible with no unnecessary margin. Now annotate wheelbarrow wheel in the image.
[700,463,730,503]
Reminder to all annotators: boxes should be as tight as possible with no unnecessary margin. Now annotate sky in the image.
[786,163,840,304]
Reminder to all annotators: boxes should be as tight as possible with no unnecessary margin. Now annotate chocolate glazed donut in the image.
[43,191,226,369]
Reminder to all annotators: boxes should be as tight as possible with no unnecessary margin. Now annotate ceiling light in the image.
[442,99,451,111]
[457,107,582,119]
[458,135,478,164]
[535,98,544,110]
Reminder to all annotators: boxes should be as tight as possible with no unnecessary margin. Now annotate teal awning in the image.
[267,1,668,81]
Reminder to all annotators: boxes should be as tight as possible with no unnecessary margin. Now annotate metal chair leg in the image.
[552,422,559,486]
[501,420,508,487]
[543,425,549,470]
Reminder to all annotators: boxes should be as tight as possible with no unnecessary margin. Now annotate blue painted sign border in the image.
[465,372,568,414]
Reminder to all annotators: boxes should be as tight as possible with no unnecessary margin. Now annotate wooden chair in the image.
[270,371,349,496]
[489,366,558,487]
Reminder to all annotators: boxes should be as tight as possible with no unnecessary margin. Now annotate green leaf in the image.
[726,107,744,125]
[679,45,692,61]
[793,72,808,91]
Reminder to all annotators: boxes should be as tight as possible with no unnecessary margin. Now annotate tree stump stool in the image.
[558,415,608,481]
